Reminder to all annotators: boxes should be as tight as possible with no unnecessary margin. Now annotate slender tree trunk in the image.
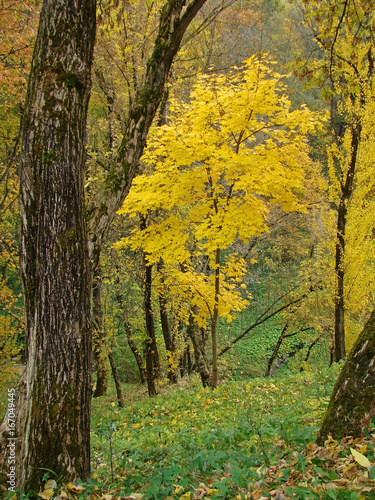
[93,267,109,397]
[317,309,375,444]
[333,124,361,362]
[218,284,320,358]
[300,337,319,372]
[187,314,211,387]
[157,260,178,383]
[124,321,146,384]
[334,199,347,361]
[108,350,125,408]
[19,0,96,491]
[143,245,160,396]
[111,253,147,384]
[180,343,192,377]
[210,248,220,388]
[264,323,289,377]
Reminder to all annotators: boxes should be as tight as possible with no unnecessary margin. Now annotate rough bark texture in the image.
[317,309,375,444]
[19,0,96,491]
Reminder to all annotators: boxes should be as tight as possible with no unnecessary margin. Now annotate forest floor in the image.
[84,367,375,499]
[4,366,375,499]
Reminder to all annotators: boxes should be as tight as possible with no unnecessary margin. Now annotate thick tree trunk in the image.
[317,309,375,444]
[19,0,96,491]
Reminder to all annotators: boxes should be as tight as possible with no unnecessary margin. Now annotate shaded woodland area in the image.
[0,0,374,497]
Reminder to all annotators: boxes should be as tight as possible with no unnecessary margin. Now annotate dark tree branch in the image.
[218,283,321,357]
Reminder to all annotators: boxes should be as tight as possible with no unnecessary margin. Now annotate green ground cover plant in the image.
[30,365,375,500]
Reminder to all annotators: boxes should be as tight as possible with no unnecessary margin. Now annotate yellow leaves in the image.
[38,490,54,500]
[65,483,85,494]
[351,448,373,468]
[115,56,324,329]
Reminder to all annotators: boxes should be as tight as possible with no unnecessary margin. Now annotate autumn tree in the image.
[296,0,375,440]
[117,56,324,387]
[299,0,375,361]
[0,0,38,383]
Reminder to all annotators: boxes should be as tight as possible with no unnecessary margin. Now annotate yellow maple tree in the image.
[116,55,326,386]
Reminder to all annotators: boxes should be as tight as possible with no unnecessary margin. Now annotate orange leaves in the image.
[0,0,38,104]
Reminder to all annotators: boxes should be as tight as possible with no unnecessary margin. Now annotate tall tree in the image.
[17,0,208,490]
[19,0,96,490]
[117,56,324,387]
[300,0,375,361]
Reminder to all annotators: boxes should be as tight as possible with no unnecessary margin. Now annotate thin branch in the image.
[218,283,321,357]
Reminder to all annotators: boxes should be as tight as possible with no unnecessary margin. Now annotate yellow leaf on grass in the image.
[55,491,68,500]
[179,492,192,500]
[65,482,85,493]
[351,448,372,468]
[173,485,184,495]
[38,490,54,500]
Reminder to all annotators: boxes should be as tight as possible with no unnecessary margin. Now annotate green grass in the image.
[90,366,341,499]
[4,364,375,499]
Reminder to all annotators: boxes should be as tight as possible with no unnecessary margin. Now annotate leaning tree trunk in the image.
[19,0,96,491]
[317,309,375,444]
[87,0,208,270]
[187,316,211,388]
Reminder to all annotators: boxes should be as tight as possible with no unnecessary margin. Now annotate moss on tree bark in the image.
[19,0,96,491]
[317,309,375,444]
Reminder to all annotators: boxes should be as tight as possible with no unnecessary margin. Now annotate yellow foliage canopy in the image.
[116,56,326,324]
